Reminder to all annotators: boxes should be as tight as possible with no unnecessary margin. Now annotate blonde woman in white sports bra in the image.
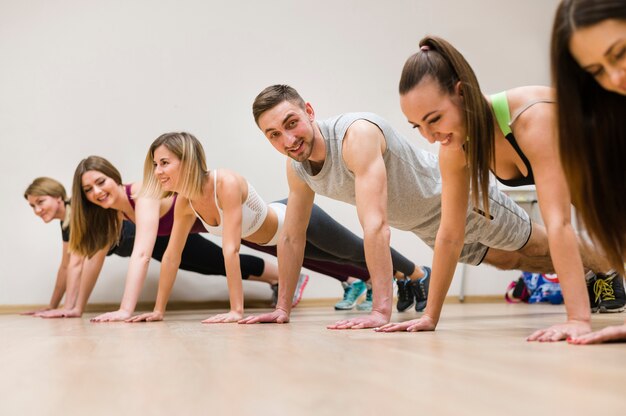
[127,132,422,323]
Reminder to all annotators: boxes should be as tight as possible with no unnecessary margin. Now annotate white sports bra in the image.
[189,170,268,238]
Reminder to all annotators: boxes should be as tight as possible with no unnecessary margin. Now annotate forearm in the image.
[152,256,181,314]
[547,224,590,322]
[62,263,84,309]
[362,226,393,319]
[49,267,68,308]
[74,251,106,313]
[224,250,244,314]
[423,236,464,324]
[276,234,306,313]
[118,254,152,313]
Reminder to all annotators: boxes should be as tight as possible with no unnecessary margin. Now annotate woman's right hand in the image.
[36,308,82,319]
[125,311,164,323]
[20,307,51,316]
[90,309,132,322]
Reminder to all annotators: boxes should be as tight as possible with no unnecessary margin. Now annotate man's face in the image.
[257,100,317,162]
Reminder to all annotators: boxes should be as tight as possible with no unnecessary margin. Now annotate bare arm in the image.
[328,121,393,330]
[24,242,71,315]
[378,143,469,332]
[519,106,592,342]
[239,160,314,324]
[35,244,85,318]
[202,172,245,323]
[91,196,161,322]
[127,197,196,322]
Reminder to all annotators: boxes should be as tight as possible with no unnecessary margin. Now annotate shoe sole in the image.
[397,300,415,312]
[598,305,626,313]
[334,303,358,310]
[291,275,310,308]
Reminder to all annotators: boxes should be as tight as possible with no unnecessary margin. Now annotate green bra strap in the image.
[490,91,512,136]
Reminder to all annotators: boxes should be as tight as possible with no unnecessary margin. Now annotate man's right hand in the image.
[238,308,290,324]
[90,309,132,322]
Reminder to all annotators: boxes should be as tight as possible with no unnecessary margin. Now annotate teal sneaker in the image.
[334,280,367,310]
[356,283,373,311]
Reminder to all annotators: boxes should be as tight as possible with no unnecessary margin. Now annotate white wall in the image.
[0,0,561,306]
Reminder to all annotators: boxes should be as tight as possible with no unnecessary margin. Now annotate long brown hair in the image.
[24,177,71,229]
[399,36,494,217]
[69,156,123,257]
[552,0,626,272]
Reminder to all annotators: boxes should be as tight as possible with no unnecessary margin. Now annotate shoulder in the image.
[506,86,556,148]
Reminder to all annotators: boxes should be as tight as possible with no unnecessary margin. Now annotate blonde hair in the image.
[24,177,71,229]
[142,132,208,200]
[69,156,123,257]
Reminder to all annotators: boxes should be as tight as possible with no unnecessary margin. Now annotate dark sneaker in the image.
[270,283,279,308]
[586,272,600,312]
[597,272,626,313]
[396,279,415,312]
[334,280,367,310]
[414,266,431,312]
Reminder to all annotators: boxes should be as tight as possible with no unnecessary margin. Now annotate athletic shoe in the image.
[334,280,367,310]
[270,283,279,308]
[270,273,310,308]
[292,273,309,308]
[396,278,415,312]
[415,266,431,312]
[597,272,626,313]
[586,272,600,313]
[356,283,373,311]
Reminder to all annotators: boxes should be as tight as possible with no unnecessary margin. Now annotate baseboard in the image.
[0,295,504,315]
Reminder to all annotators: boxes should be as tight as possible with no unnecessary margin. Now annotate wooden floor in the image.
[1,303,625,416]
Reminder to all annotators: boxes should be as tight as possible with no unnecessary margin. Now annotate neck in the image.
[308,122,327,165]
[54,202,66,221]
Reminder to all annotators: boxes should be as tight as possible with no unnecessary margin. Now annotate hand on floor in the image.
[568,323,626,345]
[375,315,436,332]
[126,311,164,322]
[91,309,132,322]
[238,308,290,324]
[202,311,243,324]
[327,311,389,330]
[527,320,591,342]
[36,308,81,318]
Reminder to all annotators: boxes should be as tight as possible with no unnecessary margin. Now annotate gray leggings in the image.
[244,199,416,282]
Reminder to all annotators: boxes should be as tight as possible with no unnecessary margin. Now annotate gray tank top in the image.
[291,112,443,233]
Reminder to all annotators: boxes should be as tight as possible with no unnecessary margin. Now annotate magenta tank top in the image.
[124,185,206,235]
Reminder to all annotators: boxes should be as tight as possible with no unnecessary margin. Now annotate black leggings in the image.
[242,200,416,282]
[111,221,265,279]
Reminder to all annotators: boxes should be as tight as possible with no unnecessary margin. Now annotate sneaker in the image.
[396,278,415,312]
[270,273,310,308]
[356,283,373,311]
[586,272,600,313]
[414,266,431,312]
[597,272,626,313]
[292,273,309,308]
[334,280,367,310]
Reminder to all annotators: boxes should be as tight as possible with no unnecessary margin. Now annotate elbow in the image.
[362,220,391,243]
[161,251,181,267]
[222,245,241,260]
[435,230,465,250]
[130,251,152,266]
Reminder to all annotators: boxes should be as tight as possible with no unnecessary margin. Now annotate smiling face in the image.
[400,77,466,148]
[257,100,319,162]
[26,194,64,223]
[152,145,182,193]
[570,19,626,95]
[81,170,120,209]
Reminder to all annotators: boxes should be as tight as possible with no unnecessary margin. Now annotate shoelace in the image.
[397,281,411,301]
[594,277,616,302]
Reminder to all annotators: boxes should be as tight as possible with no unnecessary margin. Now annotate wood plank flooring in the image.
[1,303,624,416]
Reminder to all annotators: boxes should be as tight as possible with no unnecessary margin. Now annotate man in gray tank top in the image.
[240,85,555,330]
